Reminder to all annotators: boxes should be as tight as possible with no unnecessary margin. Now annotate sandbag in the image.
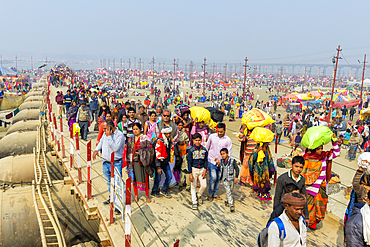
[241,109,274,130]
[189,107,211,123]
[250,127,274,144]
[301,126,333,150]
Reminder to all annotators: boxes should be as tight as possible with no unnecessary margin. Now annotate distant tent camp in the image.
[0,67,17,76]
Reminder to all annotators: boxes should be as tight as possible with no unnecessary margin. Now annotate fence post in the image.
[174,240,180,247]
[110,152,115,224]
[125,177,131,247]
[49,111,54,142]
[70,128,74,169]
[60,118,65,158]
[53,113,60,152]
[75,133,82,184]
[87,140,92,199]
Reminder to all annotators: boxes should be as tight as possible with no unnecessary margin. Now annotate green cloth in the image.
[13,107,19,116]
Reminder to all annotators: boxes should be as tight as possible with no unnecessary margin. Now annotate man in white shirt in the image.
[93,119,125,206]
[268,193,307,247]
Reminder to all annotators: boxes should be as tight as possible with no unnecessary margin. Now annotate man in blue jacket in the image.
[63,90,72,114]
[345,190,370,247]
[89,92,99,122]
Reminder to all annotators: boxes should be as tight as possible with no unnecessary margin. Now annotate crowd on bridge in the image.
[50,65,370,247]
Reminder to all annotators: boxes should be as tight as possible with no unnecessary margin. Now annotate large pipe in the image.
[25,91,45,99]
[0,131,37,159]
[24,96,44,103]
[6,120,40,135]
[0,152,64,183]
[0,183,99,247]
[0,154,34,183]
[19,101,42,111]
[12,109,40,124]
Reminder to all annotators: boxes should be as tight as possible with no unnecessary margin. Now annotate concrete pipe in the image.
[12,109,40,124]
[25,91,45,99]
[32,84,46,90]
[0,131,37,159]
[19,101,42,111]
[24,96,44,103]
[0,154,34,183]
[0,183,99,247]
[6,120,40,135]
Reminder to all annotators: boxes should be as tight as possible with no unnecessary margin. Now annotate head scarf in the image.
[282,193,307,207]
[303,146,332,160]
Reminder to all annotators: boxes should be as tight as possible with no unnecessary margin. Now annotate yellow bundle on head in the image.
[250,127,274,144]
[190,106,211,123]
[241,108,275,130]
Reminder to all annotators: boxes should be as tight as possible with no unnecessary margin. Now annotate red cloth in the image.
[155,133,168,160]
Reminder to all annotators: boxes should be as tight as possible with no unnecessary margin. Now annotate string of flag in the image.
[4,107,19,119]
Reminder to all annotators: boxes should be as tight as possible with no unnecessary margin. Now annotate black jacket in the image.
[273,171,309,218]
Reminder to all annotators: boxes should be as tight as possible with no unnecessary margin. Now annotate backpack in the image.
[257,215,306,247]
[257,217,286,247]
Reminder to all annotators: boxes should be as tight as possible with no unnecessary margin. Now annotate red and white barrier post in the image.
[125,176,131,247]
[60,118,65,158]
[87,140,92,199]
[53,113,60,152]
[110,152,115,224]
[70,129,74,169]
[49,111,54,142]
[75,133,82,184]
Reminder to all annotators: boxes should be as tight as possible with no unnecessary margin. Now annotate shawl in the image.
[349,132,362,145]
[157,120,178,139]
[190,122,208,145]
[302,141,340,197]
[67,105,78,122]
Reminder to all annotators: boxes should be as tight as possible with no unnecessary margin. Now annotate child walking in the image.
[188,133,208,210]
[215,148,239,212]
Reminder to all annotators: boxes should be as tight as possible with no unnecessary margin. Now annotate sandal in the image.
[134,196,138,202]
[146,197,151,203]
[208,195,214,201]
[213,195,222,200]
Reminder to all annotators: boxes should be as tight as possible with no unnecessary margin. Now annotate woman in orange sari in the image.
[238,124,257,187]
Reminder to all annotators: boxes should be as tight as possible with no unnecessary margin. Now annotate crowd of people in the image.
[50,67,370,247]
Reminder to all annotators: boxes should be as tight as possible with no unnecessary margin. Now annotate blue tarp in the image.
[0,67,16,76]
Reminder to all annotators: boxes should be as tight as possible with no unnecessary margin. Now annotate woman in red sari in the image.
[126,123,154,203]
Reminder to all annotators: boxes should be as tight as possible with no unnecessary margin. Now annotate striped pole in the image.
[125,176,131,247]
[87,140,92,199]
[53,113,60,152]
[70,128,74,169]
[49,111,54,142]
[60,118,65,158]
[110,152,115,224]
[76,133,82,184]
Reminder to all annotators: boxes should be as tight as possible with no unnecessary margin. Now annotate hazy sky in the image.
[1,0,370,65]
